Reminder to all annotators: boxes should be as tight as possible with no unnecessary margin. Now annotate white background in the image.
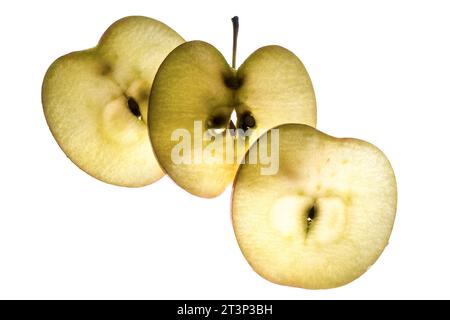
[0,0,449,299]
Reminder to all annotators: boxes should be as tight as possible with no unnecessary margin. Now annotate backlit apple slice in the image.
[148,17,316,197]
[42,16,184,186]
[232,124,397,289]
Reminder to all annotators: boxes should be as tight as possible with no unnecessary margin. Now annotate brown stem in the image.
[231,16,239,69]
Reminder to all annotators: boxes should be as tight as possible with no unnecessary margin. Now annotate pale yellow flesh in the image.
[42,16,184,187]
[148,42,237,197]
[148,41,316,197]
[237,45,316,141]
[232,124,397,289]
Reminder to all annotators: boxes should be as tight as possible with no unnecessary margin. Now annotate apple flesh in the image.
[42,16,184,186]
[232,124,397,289]
[148,41,316,197]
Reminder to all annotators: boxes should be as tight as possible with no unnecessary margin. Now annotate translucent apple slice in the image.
[148,17,316,197]
[42,16,184,186]
[232,124,397,289]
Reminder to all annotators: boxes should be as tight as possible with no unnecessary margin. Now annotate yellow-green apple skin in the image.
[148,41,316,197]
[232,124,397,289]
[42,16,184,187]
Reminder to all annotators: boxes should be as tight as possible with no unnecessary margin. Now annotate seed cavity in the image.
[307,204,316,226]
[239,112,256,130]
[228,109,238,132]
[224,76,242,89]
[127,97,141,119]
[208,114,227,129]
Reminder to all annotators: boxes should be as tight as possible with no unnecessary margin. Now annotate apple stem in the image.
[231,16,239,69]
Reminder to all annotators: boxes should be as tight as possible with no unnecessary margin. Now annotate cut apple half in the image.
[232,124,397,289]
[42,16,184,186]
[148,17,316,197]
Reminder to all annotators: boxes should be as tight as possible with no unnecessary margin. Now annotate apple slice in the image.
[148,17,316,197]
[232,124,397,289]
[42,16,184,186]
